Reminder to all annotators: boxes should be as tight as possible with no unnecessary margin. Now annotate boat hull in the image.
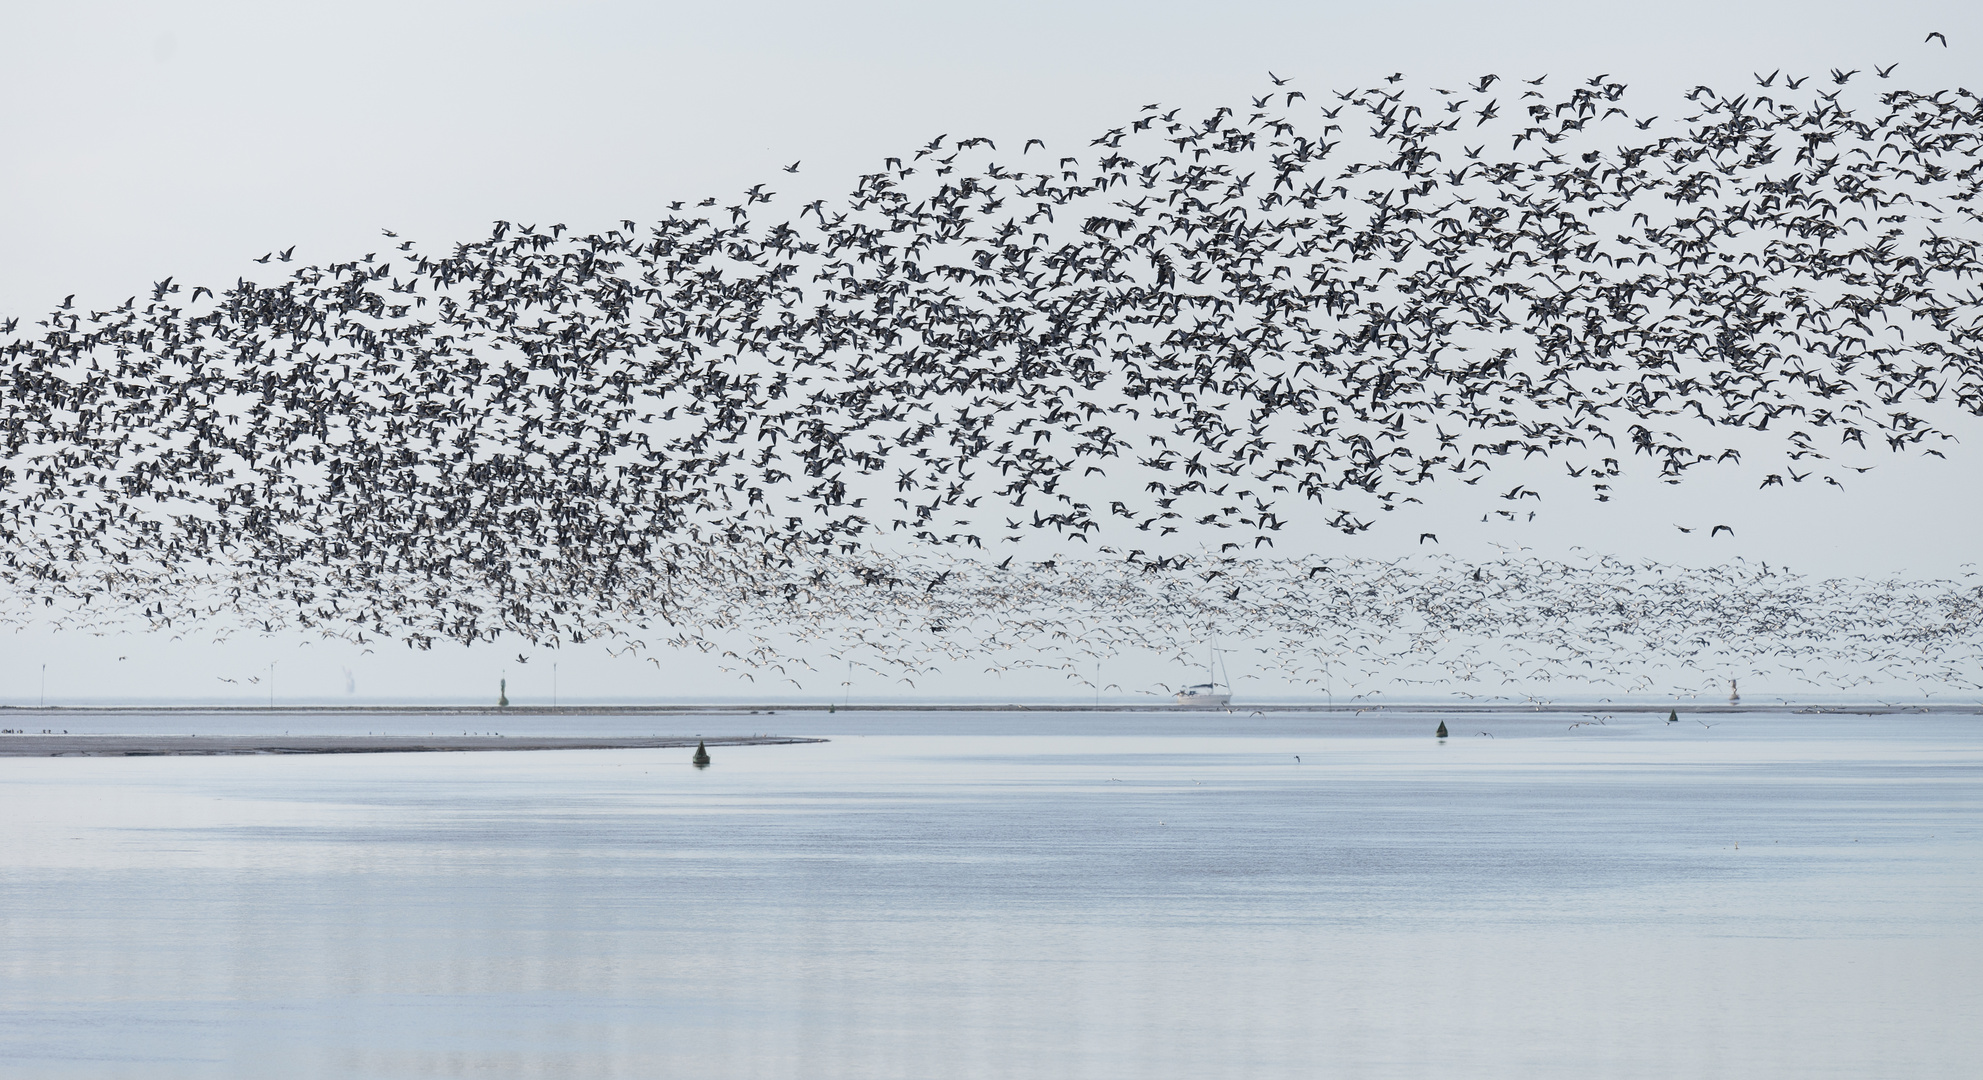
[1174,692,1231,707]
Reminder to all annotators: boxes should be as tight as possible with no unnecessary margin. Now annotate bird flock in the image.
[716,549,1983,697]
[3,53,1981,692]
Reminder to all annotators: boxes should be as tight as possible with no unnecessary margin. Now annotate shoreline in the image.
[0,734,826,758]
[0,702,1975,717]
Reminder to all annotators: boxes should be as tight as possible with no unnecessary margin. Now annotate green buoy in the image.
[498,678,509,708]
[692,740,711,768]
[1668,709,1679,724]
[1435,721,1448,739]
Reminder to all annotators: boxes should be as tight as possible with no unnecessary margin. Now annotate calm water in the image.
[3,709,1978,1078]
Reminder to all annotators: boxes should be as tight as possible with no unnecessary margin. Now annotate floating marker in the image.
[1668,709,1679,723]
[498,678,509,708]
[692,740,711,768]
[1435,721,1448,739]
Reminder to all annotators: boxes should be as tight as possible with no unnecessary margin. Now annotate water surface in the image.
[3,709,1977,1077]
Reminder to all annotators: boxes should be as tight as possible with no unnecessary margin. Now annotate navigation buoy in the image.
[498,678,509,708]
[692,741,711,768]
[1668,709,1679,724]
[1435,721,1448,739]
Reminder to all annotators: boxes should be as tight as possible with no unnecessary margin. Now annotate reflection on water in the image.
[3,711,1979,1078]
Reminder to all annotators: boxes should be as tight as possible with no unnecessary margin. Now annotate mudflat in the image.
[0,734,825,757]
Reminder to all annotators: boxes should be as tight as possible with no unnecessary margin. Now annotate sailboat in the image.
[1175,641,1232,707]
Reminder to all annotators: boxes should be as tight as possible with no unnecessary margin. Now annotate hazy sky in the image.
[3,1,1979,705]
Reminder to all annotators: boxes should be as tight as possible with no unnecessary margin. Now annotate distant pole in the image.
[553,662,558,708]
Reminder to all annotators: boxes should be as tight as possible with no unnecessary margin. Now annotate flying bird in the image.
[0,63,1975,704]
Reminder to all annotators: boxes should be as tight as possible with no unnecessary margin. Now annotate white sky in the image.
[3,1,1979,705]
